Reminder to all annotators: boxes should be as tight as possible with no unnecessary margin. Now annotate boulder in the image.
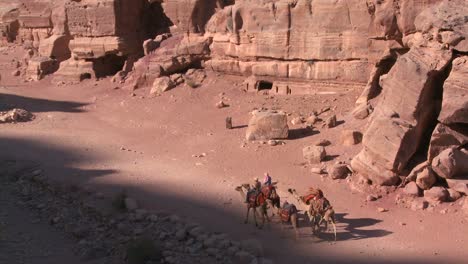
[352,46,452,186]
[246,110,289,141]
[150,76,175,95]
[341,130,363,146]
[415,167,437,190]
[325,115,337,128]
[427,123,468,161]
[447,189,462,202]
[302,146,326,164]
[424,187,449,203]
[352,103,373,120]
[438,56,468,124]
[26,56,58,81]
[403,182,420,197]
[184,69,206,88]
[431,147,468,179]
[446,179,468,195]
[329,163,351,180]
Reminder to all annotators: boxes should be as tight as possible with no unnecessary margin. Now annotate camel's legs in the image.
[253,207,258,227]
[291,213,299,240]
[244,207,250,224]
[331,220,337,241]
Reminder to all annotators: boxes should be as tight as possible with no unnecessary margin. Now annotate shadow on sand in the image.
[0,93,87,113]
[0,136,439,264]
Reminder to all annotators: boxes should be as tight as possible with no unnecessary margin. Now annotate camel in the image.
[235,184,269,228]
[279,202,300,239]
[288,188,337,241]
[260,182,281,217]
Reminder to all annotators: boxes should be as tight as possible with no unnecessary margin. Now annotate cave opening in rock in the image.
[80,72,92,81]
[91,54,127,79]
[144,1,173,39]
[257,80,273,91]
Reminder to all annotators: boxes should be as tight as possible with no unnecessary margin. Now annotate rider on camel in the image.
[246,177,262,203]
[263,172,272,186]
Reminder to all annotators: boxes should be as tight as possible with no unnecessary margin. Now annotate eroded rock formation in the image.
[1,0,467,194]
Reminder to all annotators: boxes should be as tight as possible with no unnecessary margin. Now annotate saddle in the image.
[247,190,265,207]
[301,193,316,205]
[280,204,297,222]
[261,185,275,198]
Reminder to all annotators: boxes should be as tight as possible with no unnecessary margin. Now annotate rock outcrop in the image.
[352,0,468,186]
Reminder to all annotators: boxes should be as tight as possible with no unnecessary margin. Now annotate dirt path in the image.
[1,46,467,263]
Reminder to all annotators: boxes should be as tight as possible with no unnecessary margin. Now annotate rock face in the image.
[245,110,289,141]
[351,46,452,185]
[351,0,468,186]
[206,0,374,94]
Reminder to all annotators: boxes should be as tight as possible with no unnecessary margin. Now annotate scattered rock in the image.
[377,207,387,212]
[216,100,228,108]
[431,147,468,179]
[447,189,462,202]
[310,167,326,175]
[305,115,318,125]
[303,146,326,164]
[366,195,378,202]
[411,200,429,211]
[290,116,303,125]
[325,115,337,128]
[328,162,350,179]
[341,130,363,146]
[184,69,206,88]
[150,76,175,95]
[415,167,437,190]
[267,140,284,146]
[445,179,468,195]
[352,103,373,119]
[424,187,449,203]
[0,109,35,123]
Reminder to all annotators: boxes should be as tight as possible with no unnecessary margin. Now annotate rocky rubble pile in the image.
[0,108,34,123]
[0,160,273,264]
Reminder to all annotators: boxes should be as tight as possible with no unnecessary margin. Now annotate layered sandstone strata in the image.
[352,0,468,185]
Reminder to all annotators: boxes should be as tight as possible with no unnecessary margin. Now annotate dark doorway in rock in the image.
[91,54,127,78]
[257,81,273,91]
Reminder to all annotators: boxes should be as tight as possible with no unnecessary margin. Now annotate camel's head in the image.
[234,186,243,192]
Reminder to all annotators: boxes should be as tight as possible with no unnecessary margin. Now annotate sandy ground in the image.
[1,46,467,263]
